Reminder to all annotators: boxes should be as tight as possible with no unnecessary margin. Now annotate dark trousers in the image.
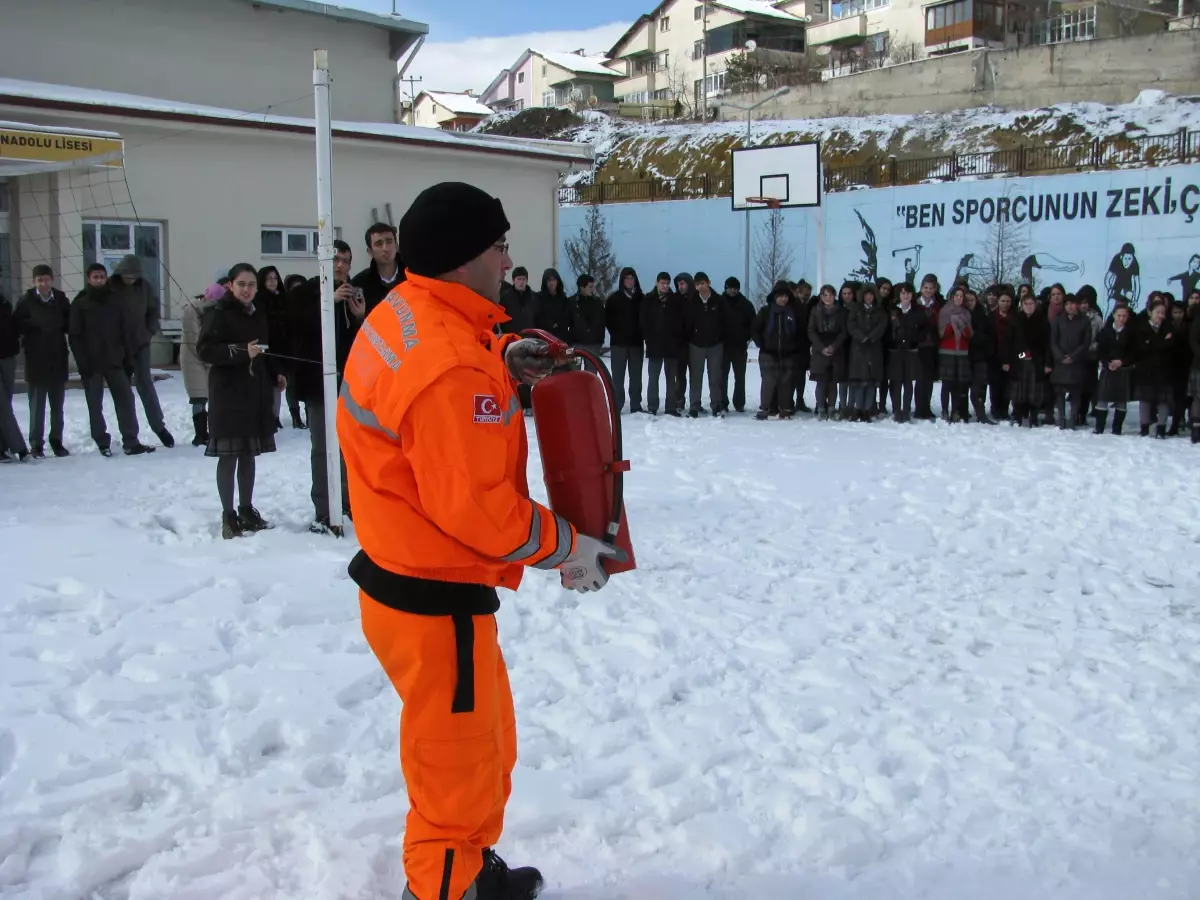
[0,356,29,454]
[916,348,936,417]
[610,345,644,412]
[84,368,141,450]
[306,400,349,520]
[814,375,837,411]
[890,378,915,418]
[131,343,166,433]
[1055,387,1084,428]
[759,354,795,414]
[989,365,1010,418]
[28,380,67,448]
[721,348,748,412]
[851,381,877,413]
[688,344,723,413]
[647,356,681,414]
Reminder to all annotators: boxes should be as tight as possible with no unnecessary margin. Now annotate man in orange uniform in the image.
[337,182,624,900]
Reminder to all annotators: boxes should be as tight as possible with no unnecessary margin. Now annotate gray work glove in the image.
[504,338,556,386]
[560,533,627,593]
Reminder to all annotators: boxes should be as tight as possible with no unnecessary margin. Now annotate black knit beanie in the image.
[725,276,740,290]
[398,182,511,278]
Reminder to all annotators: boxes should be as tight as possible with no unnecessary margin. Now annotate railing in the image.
[559,127,1200,205]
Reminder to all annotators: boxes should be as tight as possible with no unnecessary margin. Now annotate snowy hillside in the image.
[2,375,1199,898]
[481,91,1200,186]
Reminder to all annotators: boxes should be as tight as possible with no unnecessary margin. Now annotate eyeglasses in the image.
[492,242,509,255]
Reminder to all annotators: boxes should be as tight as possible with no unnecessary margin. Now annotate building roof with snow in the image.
[417,91,495,119]
[230,0,427,59]
[713,0,806,21]
[532,50,622,79]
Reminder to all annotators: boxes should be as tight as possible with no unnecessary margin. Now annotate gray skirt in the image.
[1096,366,1133,405]
[938,351,972,383]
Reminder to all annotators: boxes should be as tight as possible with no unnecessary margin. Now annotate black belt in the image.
[349,550,499,714]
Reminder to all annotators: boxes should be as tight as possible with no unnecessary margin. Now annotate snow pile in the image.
[559,90,1200,185]
[2,375,1199,899]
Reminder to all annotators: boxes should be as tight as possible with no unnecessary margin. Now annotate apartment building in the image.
[481,49,622,112]
[605,0,810,112]
[411,91,494,131]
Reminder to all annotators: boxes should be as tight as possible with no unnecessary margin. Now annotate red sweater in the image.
[939,321,972,353]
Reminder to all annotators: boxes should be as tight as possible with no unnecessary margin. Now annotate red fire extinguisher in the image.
[521,329,636,576]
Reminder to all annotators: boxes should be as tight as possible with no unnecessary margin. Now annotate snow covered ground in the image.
[2,373,1199,900]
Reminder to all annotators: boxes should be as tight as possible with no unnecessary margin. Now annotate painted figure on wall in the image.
[1169,253,1200,301]
[1104,242,1140,318]
[1020,253,1081,294]
[846,210,879,284]
[892,244,922,287]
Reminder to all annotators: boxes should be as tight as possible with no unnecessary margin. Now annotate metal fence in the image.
[560,127,1200,205]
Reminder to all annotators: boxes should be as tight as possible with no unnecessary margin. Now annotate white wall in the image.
[4,107,573,362]
[0,0,403,123]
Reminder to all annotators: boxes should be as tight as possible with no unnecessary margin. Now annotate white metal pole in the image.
[314,49,344,536]
[744,110,751,293]
[816,205,825,292]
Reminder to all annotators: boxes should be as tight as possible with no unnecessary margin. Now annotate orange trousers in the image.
[361,593,517,900]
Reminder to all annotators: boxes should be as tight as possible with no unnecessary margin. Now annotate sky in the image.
[343,0,649,93]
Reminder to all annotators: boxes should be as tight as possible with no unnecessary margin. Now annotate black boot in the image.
[30,443,46,459]
[1112,410,1126,435]
[1192,424,1200,444]
[192,412,209,447]
[49,440,70,457]
[238,505,272,532]
[474,848,543,900]
[291,410,307,430]
[1093,410,1108,434]
[1140,424,1151,437]
[156,428,176,448]
[1155,424,1167,440]
[221,510,244,539]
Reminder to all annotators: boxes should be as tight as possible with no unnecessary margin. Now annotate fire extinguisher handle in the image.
[519,328,572,360]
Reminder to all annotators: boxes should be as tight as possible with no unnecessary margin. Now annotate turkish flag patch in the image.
[473,394,502,424]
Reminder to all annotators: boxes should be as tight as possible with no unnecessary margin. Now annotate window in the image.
[660,15,671,31]
[695,4,705,19]
[814,0,823,12]
[260,226,340,257]
[658,50,670,71]
[82,219,165,308]
[517,71,525,83]
[542,64,547,75]
[831,0,889,19]
[622,91,650,103]
[542,90,556,106]
[693,39,704,59]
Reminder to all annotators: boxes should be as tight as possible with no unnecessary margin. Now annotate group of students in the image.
[0,257,175,463]
[510,263,1200,441]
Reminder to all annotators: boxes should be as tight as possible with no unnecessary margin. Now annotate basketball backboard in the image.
[731,141,821,211]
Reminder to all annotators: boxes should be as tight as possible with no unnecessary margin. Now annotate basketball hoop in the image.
[744,196,782,209]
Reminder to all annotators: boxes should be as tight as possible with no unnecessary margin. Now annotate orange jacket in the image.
[337,272,576,591]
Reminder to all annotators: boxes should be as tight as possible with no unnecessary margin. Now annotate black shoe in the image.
[0,450,11,464]
[124,443,157,456]
[1113,410,1126,435]
[755,410,769,420]
[1140,424,1151,437]
[1094,411,1108,434]
[291,411,308,430]
[778,411,794,420]
[1155,425,1167,440]
[310,516,332,535]
[192,412,209,447]
[50,441,70,458]
[474,847,543,900]
[222,510,244,540]
[238,505,273,532]
[156,428,175,448]
[99,446,114,457]
[30,444,46,459]
[1192,424,1200,445]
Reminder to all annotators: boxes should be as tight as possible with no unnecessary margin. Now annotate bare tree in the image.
[662,56,699,119]
[563,205,619,296]
[976,189,1028,289]
[753,208,794,303]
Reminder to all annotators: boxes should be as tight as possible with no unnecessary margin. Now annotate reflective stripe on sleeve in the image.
[501,504,541,563]
[339,380,399,440]
[532,513,573,570]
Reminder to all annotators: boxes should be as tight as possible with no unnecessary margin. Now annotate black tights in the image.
[216,453,256,513]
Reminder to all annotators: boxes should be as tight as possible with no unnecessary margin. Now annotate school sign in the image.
[0,126,123,167]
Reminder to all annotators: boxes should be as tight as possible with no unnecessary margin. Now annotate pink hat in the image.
[203,283,226,301]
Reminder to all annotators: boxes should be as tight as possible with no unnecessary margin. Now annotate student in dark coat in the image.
[606,267,645,413]
[350,221,405,316]
[1050,294,1093,429]
[788,280,813,412]
[916,274,943,420]
[887,283,927,422]
[1168,303,1191,436]
[534,268,573,344]
[1134,301,1177,438]
[990,288,1016,420]
[674,273,694,407]
[1094,304,1137,435]
[291,239,362,530]
[753,281,800,419]
[1006,294,1052,428]
[965,291,996,423]
[640,272,684,416]
[876,277,894,413]
[108,254,172,447]
[499,267,538,335]
[256,265,292,432]
[69,265,151,456]
[13,265,71,457]
[846,283,888,420]
[570,274,606,361]
[682,271,725,417]
[0,280,30,460]
[197,264,285,539]
[719,276,755,413]
[808,284,848,419]
[1189,307,1200,444]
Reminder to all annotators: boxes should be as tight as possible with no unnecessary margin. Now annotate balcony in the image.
[924,0,1005,48]
[620,22,655,57]
[807,13,867,44]
[615,72,657,99]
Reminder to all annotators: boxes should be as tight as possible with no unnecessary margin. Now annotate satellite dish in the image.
[745,39,757,51]
[815,45,832,55]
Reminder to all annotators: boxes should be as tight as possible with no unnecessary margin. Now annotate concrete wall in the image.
[3,106,573,362]
[559,162,1200,318]
[720,29,1200,120]
[0,0,401,122]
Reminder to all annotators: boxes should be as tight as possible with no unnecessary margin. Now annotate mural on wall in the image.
[558,163,1200,316]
